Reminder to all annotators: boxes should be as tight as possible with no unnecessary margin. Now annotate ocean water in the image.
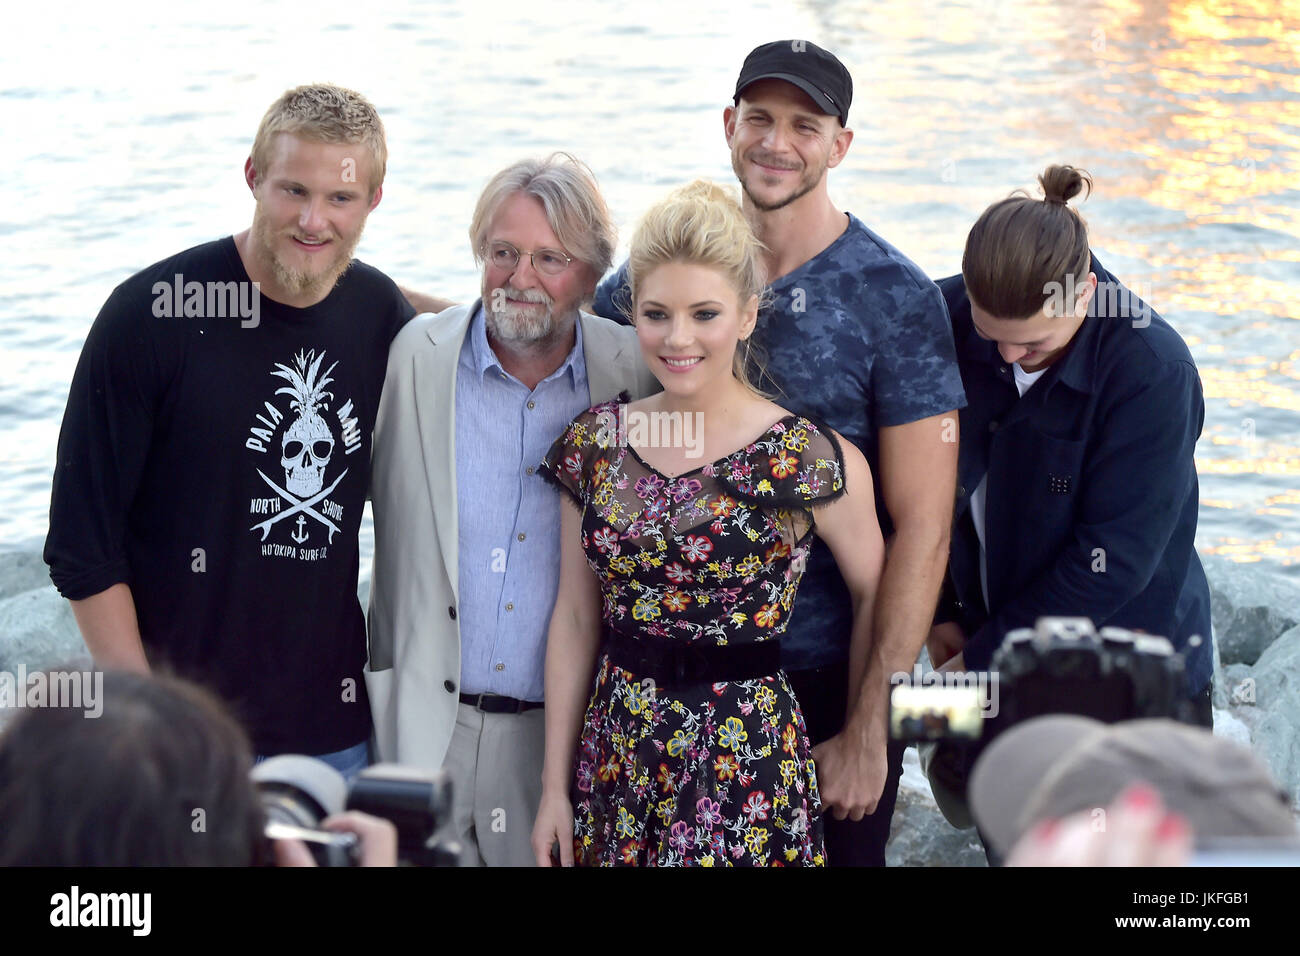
[2,0,1298,581]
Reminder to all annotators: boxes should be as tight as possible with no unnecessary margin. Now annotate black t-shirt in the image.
[44,237,414,754]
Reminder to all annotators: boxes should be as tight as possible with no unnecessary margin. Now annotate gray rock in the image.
[1204,554,1300,665]
[1212,707,1252,749]
[0,585,84,673]
[1250,712,1299,809]
[1222,662,1257,709]
[0,550,53,602]
[1244,625,1300,805]
[1252,625,1300,703]
[886,747,989,867]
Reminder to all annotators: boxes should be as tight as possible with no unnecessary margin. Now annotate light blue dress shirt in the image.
[455,307,590,700]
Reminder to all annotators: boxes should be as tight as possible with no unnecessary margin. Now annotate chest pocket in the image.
[991,425,1086,509]
[985,426,1087,603]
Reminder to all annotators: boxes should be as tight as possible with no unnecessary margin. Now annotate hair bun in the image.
[962,167,1093,319]
[1039,164,1093,206]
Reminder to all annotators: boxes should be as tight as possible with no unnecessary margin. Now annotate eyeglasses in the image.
[485,240,574,277]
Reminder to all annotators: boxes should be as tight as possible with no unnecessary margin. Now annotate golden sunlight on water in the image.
[1199,538,1300,563]
[1068,0,1300,567]
[1,0,1296,574]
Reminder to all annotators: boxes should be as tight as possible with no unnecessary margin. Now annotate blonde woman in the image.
[532,181,884,866]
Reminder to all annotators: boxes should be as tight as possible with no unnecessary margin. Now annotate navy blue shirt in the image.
[594,214,967,669]
[936,255,1212,696]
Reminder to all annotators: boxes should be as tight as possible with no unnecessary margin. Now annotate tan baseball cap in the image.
[969,716,1296,857]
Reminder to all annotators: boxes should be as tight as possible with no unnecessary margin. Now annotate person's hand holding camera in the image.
[273,810,399,867]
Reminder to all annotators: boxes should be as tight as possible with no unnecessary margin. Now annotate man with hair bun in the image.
[594,41,966,867]
[365,153,659,866]
[44,84,415,775]
[931,165,1213,721]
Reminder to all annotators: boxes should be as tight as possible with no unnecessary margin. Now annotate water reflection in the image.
[1,0,1297,574]
[1076,0,1300,568]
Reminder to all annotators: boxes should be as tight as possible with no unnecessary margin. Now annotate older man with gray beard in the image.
[364,153,659,866]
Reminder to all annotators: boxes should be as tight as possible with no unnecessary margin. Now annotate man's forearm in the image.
[70,582,150,673]
[849,523,950,734]
[396,286,457,315]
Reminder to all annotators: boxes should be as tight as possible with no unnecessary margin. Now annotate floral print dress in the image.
[541,401,846,866]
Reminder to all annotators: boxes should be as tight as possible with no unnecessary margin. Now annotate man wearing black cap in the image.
[593,41,966,866]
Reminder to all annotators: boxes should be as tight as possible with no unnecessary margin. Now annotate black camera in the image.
[892,616,1195,744]
[252,756,460,866]
[890,617,1199,825]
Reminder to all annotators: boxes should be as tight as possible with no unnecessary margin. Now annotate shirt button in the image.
[527,400,536,410]
[1000,366,1008,374]
[495,663,505,672]
[499,371,507,380]
[443,679,456,693]
[448,605,457,620]
[526,466,535,475]
[955,600,965,610]
[505,602,514,611]
[517,532,526,542]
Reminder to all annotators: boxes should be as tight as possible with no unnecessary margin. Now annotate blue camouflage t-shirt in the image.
[593,213,966,670]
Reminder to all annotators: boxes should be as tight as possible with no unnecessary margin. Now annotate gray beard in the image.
[485,308,581,358]
[486,302,555,344]
[483,283,579,351]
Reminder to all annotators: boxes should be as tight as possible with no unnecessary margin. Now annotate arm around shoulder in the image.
[396,285,458,316]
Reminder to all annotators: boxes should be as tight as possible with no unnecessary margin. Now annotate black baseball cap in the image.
[733,40,853,127]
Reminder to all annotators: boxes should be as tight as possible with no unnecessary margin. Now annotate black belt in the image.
[605,631,781,686]
[459,692,544,714]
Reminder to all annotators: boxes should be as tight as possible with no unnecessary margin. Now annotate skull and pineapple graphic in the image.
[249,349,351,551]
[277,350,336,497]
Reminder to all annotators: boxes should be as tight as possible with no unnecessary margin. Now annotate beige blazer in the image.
[365,302,660,769]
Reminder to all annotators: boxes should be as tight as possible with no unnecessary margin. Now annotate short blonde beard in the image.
[249,202,363,301]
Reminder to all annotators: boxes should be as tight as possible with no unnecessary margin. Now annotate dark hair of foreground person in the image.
[0,670,268,866]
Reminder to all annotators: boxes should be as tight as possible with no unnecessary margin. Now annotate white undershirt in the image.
[970,362,1049,609]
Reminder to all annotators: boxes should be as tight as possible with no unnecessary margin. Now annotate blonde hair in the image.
[469,153,615,301]
[249,84,388,197]
[628,180,773,397]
